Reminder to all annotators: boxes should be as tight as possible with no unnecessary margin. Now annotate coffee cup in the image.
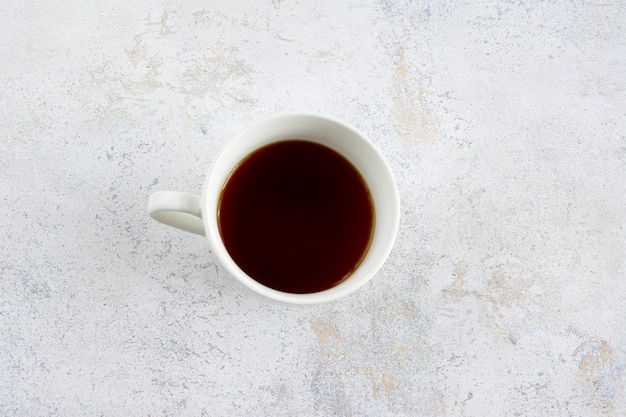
[148,113,399,304]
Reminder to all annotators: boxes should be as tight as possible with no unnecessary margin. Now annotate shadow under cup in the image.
[202,114,399,304]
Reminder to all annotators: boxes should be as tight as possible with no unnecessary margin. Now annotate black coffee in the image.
[217,140,374,294]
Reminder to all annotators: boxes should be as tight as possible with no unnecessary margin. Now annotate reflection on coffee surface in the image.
[218,140,374,293]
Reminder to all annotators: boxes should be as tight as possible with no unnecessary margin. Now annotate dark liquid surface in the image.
[218,140,374,294]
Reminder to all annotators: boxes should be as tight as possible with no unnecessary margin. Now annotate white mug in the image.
[148,113,399,304]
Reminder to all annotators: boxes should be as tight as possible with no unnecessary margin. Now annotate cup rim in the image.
[202,112,400,304]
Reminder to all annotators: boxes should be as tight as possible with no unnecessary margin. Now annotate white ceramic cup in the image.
[148,113,399,304]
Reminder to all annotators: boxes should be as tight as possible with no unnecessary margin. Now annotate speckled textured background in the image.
[1,1,625,416]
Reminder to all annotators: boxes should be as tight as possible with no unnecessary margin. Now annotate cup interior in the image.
[202,113,399,304]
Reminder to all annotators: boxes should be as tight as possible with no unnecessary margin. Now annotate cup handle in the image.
[148,191,205,236]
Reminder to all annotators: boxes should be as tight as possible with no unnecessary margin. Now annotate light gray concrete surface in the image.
[1,1,625,416]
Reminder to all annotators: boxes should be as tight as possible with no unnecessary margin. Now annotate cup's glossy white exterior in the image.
[148,113,399,304]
